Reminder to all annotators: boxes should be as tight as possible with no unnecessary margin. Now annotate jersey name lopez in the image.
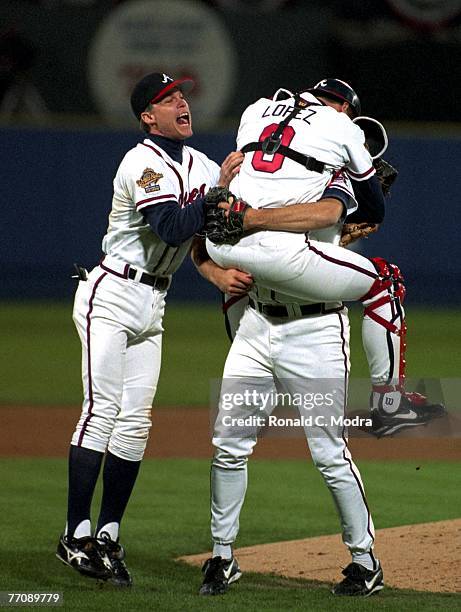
[230,93,374,210]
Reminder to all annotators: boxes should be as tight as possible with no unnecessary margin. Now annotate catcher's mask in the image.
[353,116,388,159]
[307,78,361,117]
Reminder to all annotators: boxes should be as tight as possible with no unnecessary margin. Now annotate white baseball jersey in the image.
[102,138,220,275]
[229,91,375,209]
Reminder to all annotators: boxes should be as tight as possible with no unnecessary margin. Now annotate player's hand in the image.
[218,201,231,216]
[217,151,244,187]
[218,201,256,231]
[213,268,253,295]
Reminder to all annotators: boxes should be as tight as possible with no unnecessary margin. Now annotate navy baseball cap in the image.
[130,72,194,120]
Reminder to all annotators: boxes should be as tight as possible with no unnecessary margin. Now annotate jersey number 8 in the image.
[251,123,295,174]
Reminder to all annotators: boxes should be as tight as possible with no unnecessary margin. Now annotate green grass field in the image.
[1,302,460,610]
[1,458,460,611]
[1,302,460,405]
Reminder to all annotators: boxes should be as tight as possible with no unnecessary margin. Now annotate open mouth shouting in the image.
[177,113,190,126]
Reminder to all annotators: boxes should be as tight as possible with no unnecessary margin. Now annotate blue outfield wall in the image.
[1,126,460,304]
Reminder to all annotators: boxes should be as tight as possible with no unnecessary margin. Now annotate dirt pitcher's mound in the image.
[180,518,461,593]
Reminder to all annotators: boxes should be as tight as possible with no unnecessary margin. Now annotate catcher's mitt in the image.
[340,222,379,247]
[204,186,235,208]
[374,158,398,196]
[204,187,252,245]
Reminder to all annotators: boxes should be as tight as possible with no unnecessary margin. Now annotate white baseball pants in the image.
[211,306,376,558]
[207,232,377,301]
[71,262,165,462]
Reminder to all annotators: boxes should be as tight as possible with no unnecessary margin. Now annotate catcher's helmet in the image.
[307,78,361,117]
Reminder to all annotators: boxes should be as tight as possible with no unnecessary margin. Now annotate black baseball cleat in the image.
[56,534,112,580]
[371,391,446,438]
[199,556,242,596]
[97,532,133,587]
[332,561,384,597]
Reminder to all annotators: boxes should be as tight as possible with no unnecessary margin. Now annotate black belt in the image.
[248,298,343,318]
[127,268,170,290]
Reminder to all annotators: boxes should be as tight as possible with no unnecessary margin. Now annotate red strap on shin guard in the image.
[361,257,405,337]
[363,293,401,334]
[363,307,401,335]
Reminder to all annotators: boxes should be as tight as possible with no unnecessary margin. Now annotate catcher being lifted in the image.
[204,114,398,247]
[199,84,444,441]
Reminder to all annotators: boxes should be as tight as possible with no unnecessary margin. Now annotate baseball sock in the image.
[370,387,401,414]
[96,451,141,538]
[352,552,378,571]
[66,444,104,539]
[212,543,232,559]
[96,521,119,542]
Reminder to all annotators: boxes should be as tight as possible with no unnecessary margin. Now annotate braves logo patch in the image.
[136,168,163,193]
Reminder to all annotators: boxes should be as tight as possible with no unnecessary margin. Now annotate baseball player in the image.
[56,72,243,586]
[206,79,444,438]
[191,80,436,598]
